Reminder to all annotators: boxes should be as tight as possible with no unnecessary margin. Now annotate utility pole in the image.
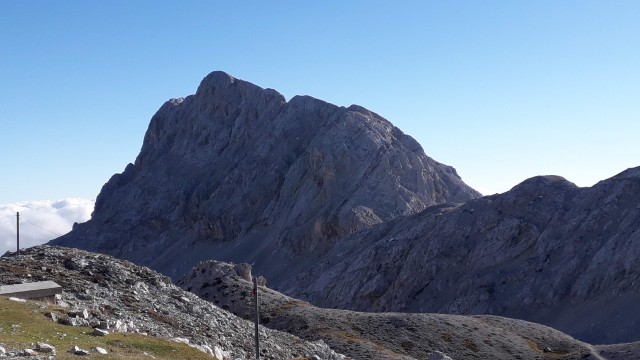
[253,276,260,359]
[16,212,20,255]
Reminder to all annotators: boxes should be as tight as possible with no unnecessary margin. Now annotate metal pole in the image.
[16,212,19,255]
[253,276,260,359]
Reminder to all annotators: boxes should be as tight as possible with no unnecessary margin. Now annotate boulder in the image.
[233,263,252,282]
[69,308,89,319]
[23,348,37,356]
[36,342,55,353]
[93,347,108,354]
[70,345,89,355]
[92,328,109,336]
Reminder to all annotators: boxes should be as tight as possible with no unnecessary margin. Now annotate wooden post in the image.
[16,212,20,255]
[253,276,260,359]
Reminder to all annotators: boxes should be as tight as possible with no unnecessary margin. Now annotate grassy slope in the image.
[0,296,211,360]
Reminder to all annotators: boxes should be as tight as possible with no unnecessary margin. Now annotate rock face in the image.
[283,168,640,344]
[178,259,619,360]
[0,245,344,360]
[51,71,480,281]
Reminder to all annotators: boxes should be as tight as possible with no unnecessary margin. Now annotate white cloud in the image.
[0,198,94,255]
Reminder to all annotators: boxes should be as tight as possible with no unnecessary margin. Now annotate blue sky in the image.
[1,1,638,204]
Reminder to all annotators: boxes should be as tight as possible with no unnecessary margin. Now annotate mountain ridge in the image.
[284,166,640,344]
[52,70,480,281]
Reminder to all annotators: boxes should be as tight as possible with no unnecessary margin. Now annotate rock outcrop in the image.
[282,168,640,344]
[178,259,630,360]
[51,71,480,281]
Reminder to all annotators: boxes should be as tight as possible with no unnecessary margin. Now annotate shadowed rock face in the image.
[285,169,640,344]
[178,260,615,360]
[51,71,480,282]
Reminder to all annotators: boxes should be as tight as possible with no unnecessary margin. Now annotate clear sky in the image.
[1,1,639,205]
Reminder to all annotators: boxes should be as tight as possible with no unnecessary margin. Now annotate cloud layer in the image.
[0,198,94,255]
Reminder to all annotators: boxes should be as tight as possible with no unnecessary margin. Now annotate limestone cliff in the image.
[51,71,480,281]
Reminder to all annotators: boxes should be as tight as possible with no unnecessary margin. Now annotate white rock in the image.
[67,316,88,327]
[23,348,38,356]
[48,312,60,322]
[70,308,89,319]
[71,345,90,355]
[92,328,109,336]
[8,297,26,303]
[93,347,108,354]
[198,344,213,356]
[214,345,224,360]
[134,281,149,293]
[54,294,69,307]
[36,342,56,353]
[171,337,190,344]
[114,320,128,332]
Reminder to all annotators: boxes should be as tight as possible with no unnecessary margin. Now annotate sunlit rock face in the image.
[51,71,480,282]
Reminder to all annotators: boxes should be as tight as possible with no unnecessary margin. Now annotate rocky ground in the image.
[0,246,344,360]
[3,246,640,359]
[179,260,640,360]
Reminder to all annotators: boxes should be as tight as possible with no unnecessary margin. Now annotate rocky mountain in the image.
[48,70,640,346]
[282,168,640,344]
[0,246,344,360]
[51,71,480,281]
[178,259,640,360]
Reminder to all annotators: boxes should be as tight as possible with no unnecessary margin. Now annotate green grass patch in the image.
[0,296,211,359]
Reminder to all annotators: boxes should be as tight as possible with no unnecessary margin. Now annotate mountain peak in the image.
[195,70,286,105]
[199,70,236,86]
[52,70,480,281]
[509,175,577,194]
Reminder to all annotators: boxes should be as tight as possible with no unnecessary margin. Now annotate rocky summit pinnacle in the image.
[51,71,481,282]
